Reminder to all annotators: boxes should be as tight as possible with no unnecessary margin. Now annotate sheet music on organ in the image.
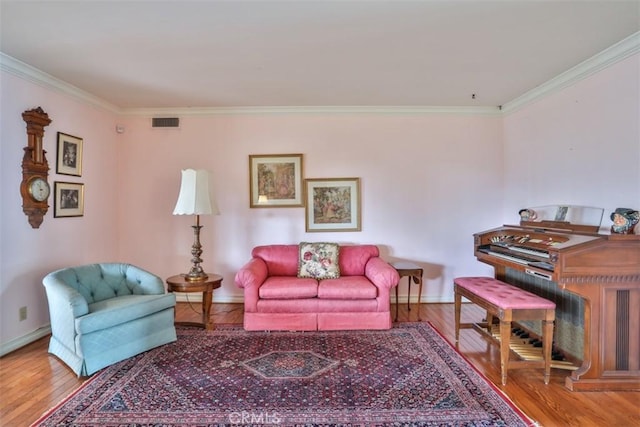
[517,204,604,232]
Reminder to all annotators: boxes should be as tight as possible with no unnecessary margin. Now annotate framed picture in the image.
[555,206,569,222]
[249,154,304,207]
[56,132,83,176]
[305,178,361,232]
[54,182,84,218]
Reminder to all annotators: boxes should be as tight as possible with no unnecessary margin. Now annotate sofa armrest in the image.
[43,276,90,347]
[365,257,400,290]
[234,258,269,312]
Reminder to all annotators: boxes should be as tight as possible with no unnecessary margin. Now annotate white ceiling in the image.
[1,1,638,110]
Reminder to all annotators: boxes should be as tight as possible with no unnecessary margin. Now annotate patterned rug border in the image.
[33,322,538,427]
[424,323,535,425]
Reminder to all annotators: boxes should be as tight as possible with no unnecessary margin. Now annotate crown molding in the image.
[3,32,638,117]
[501,31,640,115]
[122,105,501,116]
[0,52,121,114]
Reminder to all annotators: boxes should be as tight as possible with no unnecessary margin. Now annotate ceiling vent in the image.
[152,117,180,128]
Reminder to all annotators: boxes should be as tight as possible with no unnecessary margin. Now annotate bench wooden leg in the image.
[543,319,553,385]
[454,291,461,342]
[499,319,511,386]
[486,313,495,334]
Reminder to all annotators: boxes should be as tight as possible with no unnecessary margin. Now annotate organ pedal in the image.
[489,324,578,371]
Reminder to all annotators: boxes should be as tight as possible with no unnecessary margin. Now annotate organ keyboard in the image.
[474,218,640,391]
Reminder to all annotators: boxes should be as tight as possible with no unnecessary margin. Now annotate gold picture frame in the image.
[249,154,304,208]
[54,181,84,218]
[305,177,361,232]
[56,132,83,176]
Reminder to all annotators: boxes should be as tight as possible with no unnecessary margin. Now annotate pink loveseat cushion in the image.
[259,277,318,299]
[318,276,378,299]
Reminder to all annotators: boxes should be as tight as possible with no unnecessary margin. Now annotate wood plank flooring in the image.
[1,303,638,426]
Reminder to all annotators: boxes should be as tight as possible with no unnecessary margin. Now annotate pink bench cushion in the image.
[454,277,555,310]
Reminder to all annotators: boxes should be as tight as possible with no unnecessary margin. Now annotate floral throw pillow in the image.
[298,242,340,279]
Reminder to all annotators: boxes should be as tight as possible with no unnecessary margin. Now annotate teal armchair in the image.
[43,263,177,376]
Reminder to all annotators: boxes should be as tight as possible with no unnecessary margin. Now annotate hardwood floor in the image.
[1,303,638,426]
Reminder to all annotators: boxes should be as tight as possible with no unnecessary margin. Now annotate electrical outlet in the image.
[19,306,27,321]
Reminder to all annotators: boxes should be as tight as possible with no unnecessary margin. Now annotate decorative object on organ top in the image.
[173,169,220,282]
[518,208,537,222]
[610,208,639,234]
[20,107,52,229]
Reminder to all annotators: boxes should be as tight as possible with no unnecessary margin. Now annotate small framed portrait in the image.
[554,206,569,222]
[305,177,361,232]
[56,132,83,176]
[54,181,84,218]
[249,154,304,207]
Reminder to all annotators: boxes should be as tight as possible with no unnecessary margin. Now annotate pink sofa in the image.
[234,244,400,331]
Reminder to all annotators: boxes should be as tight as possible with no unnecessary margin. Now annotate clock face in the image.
[29,177,50,202]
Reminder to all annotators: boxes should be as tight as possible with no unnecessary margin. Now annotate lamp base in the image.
[183,215,209,282]
[184,271,209,282]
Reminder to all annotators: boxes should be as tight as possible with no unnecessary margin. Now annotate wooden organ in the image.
[474,211,639,391]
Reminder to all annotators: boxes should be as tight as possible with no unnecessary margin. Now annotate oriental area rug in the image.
[34,323,534,426]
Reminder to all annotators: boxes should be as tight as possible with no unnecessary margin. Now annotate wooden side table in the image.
[392,262,424,322]
[166,274,222,330]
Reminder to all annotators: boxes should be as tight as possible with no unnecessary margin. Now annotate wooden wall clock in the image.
[20,107,52,228]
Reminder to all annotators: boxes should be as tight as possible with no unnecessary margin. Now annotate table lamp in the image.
[173,169,220,281]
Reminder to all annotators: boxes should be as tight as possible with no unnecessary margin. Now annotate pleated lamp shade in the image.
[173,169,220,216]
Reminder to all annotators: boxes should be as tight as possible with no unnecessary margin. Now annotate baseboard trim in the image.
[174,293,245,304]
[174,294,451,304]
[392,295,451,304]
[0,298,453,355]
[0,326,51,357]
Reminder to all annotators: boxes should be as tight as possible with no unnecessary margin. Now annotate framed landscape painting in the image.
[305,177,361,232]
[54,181,85,218]
[249,154,304,208]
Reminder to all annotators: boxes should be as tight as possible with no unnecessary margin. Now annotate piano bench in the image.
[453,276,556,386]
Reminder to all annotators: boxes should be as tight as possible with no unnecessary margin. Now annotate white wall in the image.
[0,71,121,350]
[503,53,640,226]
[116,113,502,304]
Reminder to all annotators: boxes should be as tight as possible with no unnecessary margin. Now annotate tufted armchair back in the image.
[46,263,164,304]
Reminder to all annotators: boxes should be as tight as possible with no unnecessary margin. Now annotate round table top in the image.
[166,274,222,292]
[391,261,422,271]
